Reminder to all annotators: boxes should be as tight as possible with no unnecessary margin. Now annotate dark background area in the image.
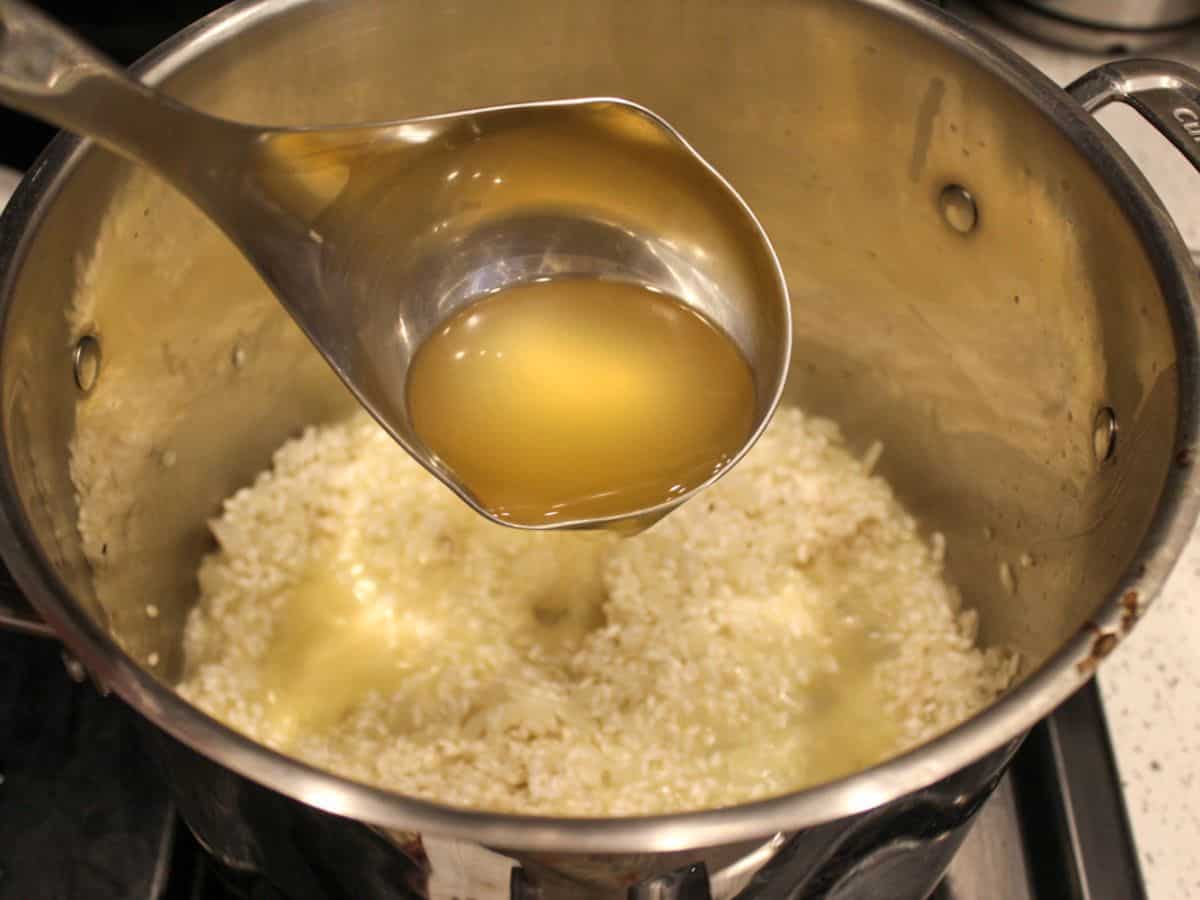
[1,1,228,171]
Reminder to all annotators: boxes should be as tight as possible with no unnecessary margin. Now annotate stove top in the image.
[0,624,1145,900]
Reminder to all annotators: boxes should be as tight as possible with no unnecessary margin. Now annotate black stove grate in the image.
[0,632,173,900]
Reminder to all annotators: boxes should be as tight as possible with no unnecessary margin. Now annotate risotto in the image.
[177,406,1016,815]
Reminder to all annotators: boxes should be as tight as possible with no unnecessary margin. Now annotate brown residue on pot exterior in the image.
[1093,631,1118,659]
[1076,623,1120,676]
[1121,590,1141,634]
[1177,446,1194,467]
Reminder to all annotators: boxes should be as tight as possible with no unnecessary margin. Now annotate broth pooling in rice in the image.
[177,407,1016,815]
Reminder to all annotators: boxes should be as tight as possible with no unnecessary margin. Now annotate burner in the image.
[0,631,173,900]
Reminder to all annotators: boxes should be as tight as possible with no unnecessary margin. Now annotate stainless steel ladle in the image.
[0,0,791,530]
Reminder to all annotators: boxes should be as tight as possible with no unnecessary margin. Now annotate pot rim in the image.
[0,0,1197,854]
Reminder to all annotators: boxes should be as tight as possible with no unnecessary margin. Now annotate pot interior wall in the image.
[1,1,1177,708]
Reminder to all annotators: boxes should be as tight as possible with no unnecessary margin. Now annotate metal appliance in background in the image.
[0,0,1197,898]
[977,0,1200,50]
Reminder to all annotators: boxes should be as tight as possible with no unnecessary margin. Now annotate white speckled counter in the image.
[947,6,1200,898]
[1103,539,1200,899]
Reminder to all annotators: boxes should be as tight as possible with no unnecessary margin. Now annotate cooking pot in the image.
[2,1,1200,897]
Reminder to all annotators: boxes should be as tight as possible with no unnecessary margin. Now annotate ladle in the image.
[0,0,791,530]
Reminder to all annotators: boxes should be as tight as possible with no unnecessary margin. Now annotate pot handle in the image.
[1068,59,1200,174]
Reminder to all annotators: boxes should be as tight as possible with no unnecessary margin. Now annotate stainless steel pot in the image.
[2,1,1200,897]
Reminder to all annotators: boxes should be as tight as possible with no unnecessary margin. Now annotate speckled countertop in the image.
[945,6,1200,899]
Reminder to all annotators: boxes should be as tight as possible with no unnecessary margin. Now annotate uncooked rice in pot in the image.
[177,407,1016,815]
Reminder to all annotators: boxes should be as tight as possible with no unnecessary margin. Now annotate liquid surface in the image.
[406,279,756,525]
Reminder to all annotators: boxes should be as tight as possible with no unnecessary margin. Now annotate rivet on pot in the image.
[938,184,978,234]
[72,334,102,393]
[1093,407,1117,462]
[232,343,247,370]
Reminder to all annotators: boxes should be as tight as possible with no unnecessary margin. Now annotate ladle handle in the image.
[1069,58,1200,176]
[0,0,247,196]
